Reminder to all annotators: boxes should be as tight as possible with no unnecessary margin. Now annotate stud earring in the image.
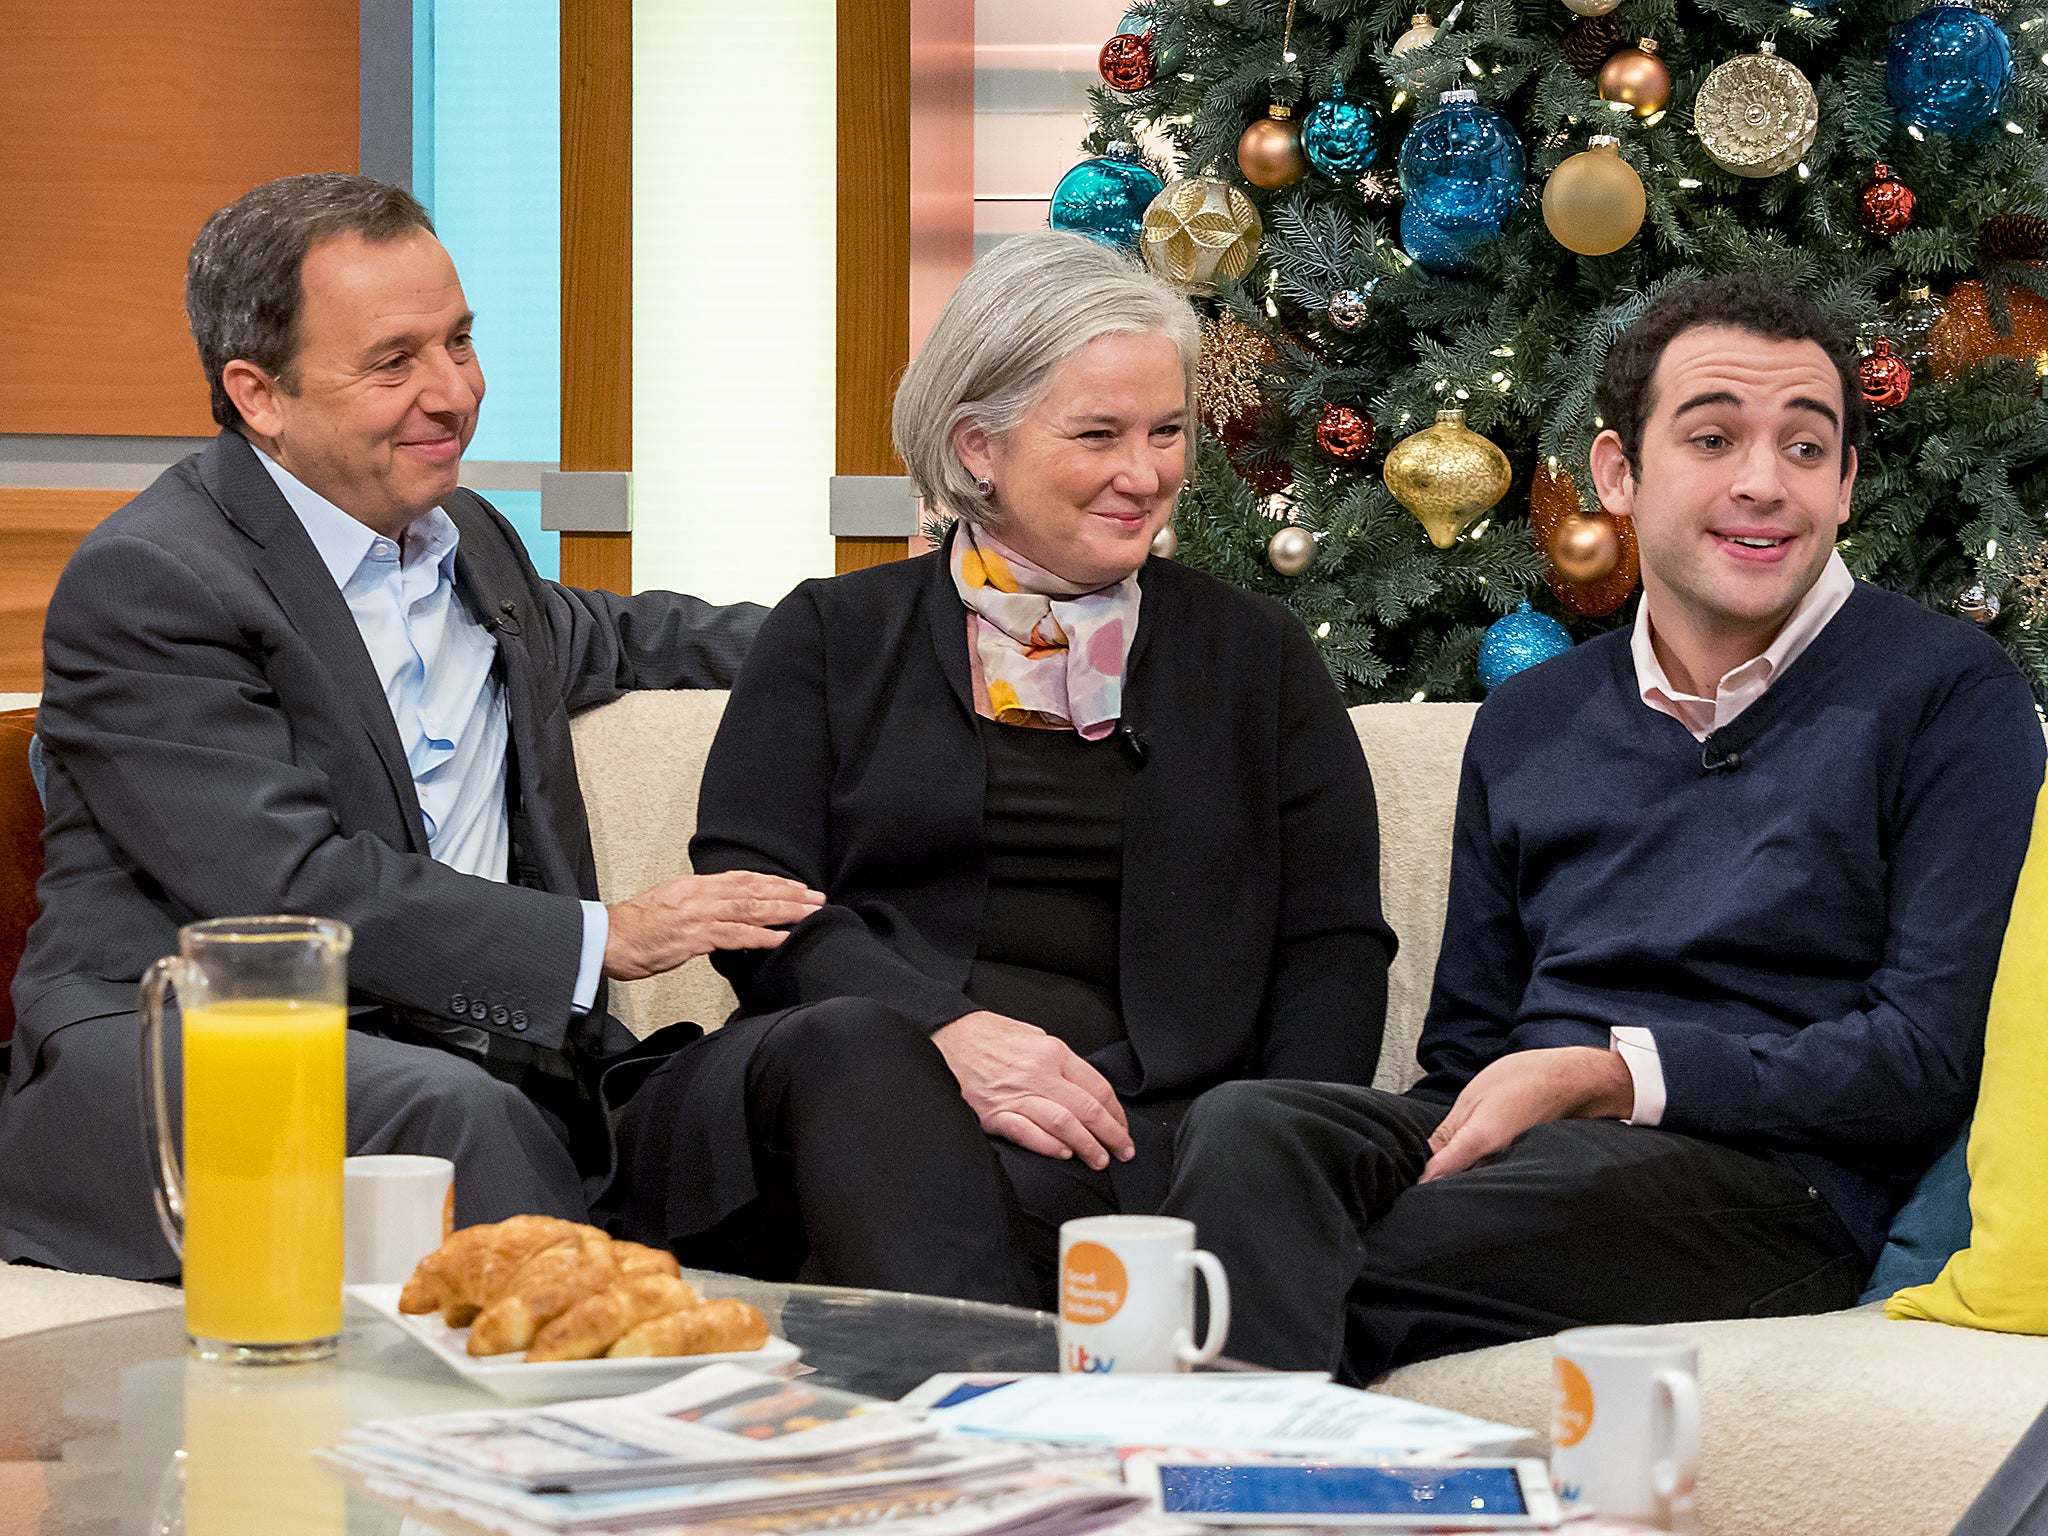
[976,477,994,497]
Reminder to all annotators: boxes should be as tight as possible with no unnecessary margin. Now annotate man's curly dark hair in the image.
[1595,274,1868,479]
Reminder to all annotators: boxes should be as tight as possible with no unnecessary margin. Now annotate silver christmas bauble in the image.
[1268,525,1318,576]
[1328,287,1373,330]
[1957,581,2001,625]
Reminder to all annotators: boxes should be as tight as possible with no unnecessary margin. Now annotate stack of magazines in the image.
[318,1365,1163,1536]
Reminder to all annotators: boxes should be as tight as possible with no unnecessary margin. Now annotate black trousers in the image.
[1160,1080,1869,1382]
[651,1001,1165,1310]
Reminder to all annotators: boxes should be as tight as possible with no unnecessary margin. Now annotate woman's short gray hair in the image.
[892,231,1201,527]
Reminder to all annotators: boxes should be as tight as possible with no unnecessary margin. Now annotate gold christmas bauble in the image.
[1550,512,1622,583]
[1597,38,1671,119]
[1268,525,1318,576]
[1530,464,1638,616]
[1389,12,1441,86]
[1542,136,1646,256]
[1139,176,1264,295]
[1562,0,1622,14]
[1694,41,1819,178]
[1151,523,1178,560]
[1391,12,1440,56]
[1237,105,1308,190]
[1382,408,1513,549]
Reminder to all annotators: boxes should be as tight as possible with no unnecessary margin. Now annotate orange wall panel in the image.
[0,3,359,437]
[0,489,132,693]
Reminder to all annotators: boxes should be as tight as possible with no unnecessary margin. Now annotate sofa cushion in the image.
[0,708,45,1047]
[570,692,1479,1064]
[1380,1306,2048,1536]
[1887,768,2048,1334]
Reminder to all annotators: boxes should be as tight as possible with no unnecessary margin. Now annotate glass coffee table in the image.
[0,1271,1057,1534]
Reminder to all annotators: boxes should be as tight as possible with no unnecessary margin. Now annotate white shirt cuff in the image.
[573,900,609,1015]
[1609,1026,1666,1126]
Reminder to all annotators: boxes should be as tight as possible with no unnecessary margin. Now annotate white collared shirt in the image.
[1610,550,1856,1124]
[253,447,606,1013]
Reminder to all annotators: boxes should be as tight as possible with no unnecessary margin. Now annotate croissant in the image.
[398,1215,582,1327]
[466,1226,621,1357]
[528,1272,701,1362]
[614,1241,683,1279]
[606,1298,770,1358]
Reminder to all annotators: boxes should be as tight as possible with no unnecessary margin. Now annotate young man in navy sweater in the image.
[1163,274,2048,1380]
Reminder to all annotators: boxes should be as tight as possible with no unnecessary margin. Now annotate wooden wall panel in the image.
[837,0,913,575]
[560,0,634,593]
[0,2,359,437]
[0,490,132,693]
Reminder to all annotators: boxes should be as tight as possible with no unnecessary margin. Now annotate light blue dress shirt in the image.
[254,449,608,1014]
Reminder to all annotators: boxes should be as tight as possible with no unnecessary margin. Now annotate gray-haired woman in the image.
[607,232,1395,1306]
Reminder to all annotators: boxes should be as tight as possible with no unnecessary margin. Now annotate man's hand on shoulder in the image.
[1419,1045,1636,1184]
[602,872,824,980]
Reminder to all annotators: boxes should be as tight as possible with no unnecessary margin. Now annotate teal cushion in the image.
[1859,1123,1973,1303]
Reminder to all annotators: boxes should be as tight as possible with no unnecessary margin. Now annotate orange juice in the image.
[181,999,346,1346]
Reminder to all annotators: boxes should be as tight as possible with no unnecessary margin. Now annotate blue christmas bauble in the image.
[1401,204,1493,275]
[1398,90,1526,231]
[1302,83,1379,178]
[1887,0,2014,136]
[1050,155,1167,251]
[1477,601,1573,692]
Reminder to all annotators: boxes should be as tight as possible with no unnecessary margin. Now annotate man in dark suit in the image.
[0,173,822,1279]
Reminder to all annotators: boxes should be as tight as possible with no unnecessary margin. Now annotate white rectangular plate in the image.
[349,1283,803,1403]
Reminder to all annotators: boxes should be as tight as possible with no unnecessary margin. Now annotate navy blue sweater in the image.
[1411,583,2046,1258]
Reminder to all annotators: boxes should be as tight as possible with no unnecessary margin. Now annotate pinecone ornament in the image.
[1564,16,1624,79]
[1982,214,2048,262]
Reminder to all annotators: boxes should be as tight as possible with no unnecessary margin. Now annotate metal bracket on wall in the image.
[541,470,633,533]
[829,476,920,537]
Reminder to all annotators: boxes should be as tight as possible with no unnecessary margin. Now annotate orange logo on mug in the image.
[1552,1357,1595,1448]
[1060,1241,1128,1324]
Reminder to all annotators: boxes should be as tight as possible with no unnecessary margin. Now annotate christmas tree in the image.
[1054,0,2048,701]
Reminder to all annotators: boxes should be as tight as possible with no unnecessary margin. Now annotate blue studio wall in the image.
[415,0,562,579]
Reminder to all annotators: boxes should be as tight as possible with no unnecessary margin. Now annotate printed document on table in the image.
[923,1376,1531,1456]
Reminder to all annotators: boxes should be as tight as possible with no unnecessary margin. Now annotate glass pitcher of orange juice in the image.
[140,916,351,1364]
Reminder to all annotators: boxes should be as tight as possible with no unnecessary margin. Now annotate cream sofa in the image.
[7,693,2046,1534]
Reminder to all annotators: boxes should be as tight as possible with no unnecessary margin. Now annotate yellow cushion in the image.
[1887,768,2048,1333]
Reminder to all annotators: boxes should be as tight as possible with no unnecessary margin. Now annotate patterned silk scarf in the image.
[948,523,1142,740]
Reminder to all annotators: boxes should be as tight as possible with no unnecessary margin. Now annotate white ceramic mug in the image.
[1057,1214,1230,1373]
[1551,1326,1701,1532]
[343,1155,454,1286]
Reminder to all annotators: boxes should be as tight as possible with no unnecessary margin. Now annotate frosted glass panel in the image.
[976,0,1126,255]
[633,1,837,606]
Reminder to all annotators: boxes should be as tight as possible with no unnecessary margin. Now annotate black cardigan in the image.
[689,538,1397,1101]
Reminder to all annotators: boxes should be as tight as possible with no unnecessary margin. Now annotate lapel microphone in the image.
[1701,743,1742,773]
[1117,721,1150,766]
[488,599,522,638]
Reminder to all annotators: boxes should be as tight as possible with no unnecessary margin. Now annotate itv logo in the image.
[1065,1343,1117,1373]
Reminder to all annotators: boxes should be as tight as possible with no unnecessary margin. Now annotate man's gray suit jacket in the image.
[0,429,761,1276]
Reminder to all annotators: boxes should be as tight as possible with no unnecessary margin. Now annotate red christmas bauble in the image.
[1857,164,1916,238]
[1860,338,1911,411]
[1315,404,1376,461]
[1098,31,1156,93]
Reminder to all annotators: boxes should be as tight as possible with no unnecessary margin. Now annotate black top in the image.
[967,717,1136,1058]
[1415,581,2045,1259]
